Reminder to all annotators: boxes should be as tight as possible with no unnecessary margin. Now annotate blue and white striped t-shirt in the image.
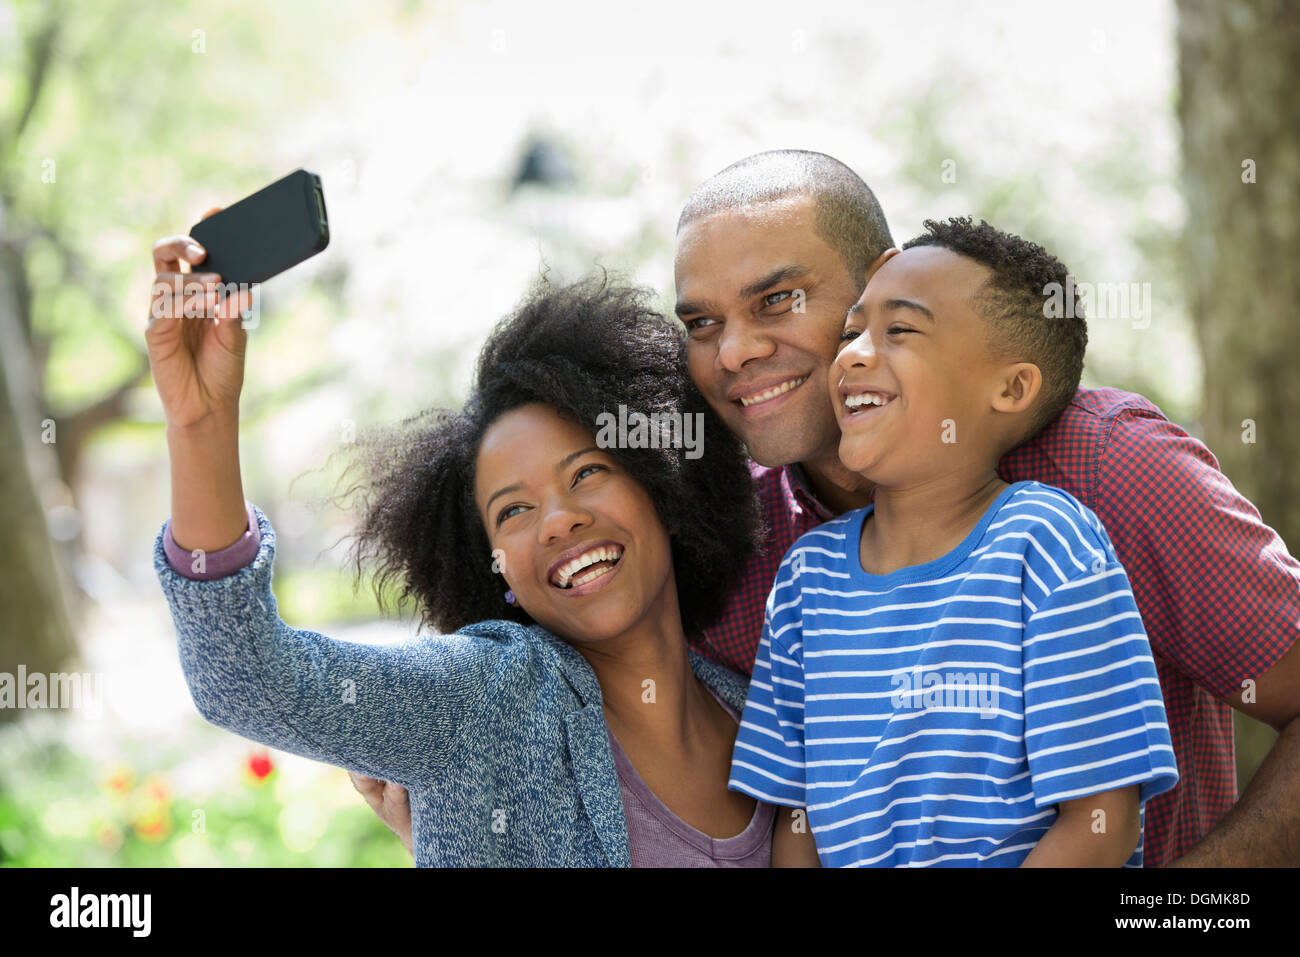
[727,480,1179,867]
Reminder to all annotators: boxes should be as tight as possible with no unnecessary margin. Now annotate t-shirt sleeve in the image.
[1022,555,1180,809]
[728,552,808,807]
[1095,412,1300,698]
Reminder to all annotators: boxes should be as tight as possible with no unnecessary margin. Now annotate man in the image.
[355,150,1300,867]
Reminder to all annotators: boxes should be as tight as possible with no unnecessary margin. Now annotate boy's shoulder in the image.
[795,505,863,536]
[774,509,868,574]
[989,480,1117,584]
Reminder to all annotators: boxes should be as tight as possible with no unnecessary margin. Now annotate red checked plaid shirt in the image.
[694,387,1300,868]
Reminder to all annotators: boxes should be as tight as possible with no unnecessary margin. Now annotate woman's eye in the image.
[840,328,861,342]
[887,326,914,336]
[497,504,527,525]
[575,463,606,483]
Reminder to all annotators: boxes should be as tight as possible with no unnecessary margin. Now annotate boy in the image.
[729,217,1179,866]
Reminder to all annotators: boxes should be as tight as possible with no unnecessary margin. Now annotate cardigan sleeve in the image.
[153,501,508,788]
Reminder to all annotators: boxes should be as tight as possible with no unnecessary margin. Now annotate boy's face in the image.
[674,195,864,468]
[831,245,1012,487]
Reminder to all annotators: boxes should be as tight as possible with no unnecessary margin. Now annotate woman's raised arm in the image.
[146,221,505,788]
[146,213,252,553]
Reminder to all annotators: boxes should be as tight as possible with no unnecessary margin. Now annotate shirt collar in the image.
[782,460,835,522]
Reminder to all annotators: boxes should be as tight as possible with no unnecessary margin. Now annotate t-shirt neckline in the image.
[847,480,1033,588]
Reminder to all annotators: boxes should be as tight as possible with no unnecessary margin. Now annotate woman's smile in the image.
[547,539,627,596]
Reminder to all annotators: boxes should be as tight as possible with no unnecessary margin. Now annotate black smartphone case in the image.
[188,168,329,288]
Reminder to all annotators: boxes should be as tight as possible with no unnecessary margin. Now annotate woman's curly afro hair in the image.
[334,273,763,639]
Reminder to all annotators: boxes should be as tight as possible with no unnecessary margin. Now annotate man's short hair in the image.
[677,150,894,288]
[903,217,1087,442]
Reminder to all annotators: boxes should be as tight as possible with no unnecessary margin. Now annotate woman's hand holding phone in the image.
[146,206,253,430]
[147,207,255,554]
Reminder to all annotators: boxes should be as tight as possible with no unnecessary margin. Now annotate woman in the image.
[146,223,819,866]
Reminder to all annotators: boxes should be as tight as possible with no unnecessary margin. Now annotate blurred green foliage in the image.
[0,716,411,867]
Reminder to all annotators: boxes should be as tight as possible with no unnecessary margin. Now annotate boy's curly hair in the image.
[903,216,1087,442]
[330,273,762,638]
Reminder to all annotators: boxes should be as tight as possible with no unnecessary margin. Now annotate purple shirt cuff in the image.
[163,500,261,580]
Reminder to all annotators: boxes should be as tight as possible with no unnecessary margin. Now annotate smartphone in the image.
[188,168,329,288]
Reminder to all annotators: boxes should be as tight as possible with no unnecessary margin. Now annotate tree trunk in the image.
[1177,0,1300,784]
[0,209,79,709]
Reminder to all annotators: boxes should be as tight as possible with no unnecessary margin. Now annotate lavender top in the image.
[163,504,778,866]
[163,501,261,579]
[608,690,776,867]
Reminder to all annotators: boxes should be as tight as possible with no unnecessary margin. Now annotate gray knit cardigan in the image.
[153,503,752,866]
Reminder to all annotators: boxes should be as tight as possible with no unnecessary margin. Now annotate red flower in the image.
[132,811,171,843]
[97,824,123,852]
[143,775,170,803]
[104,766,133,794]
[247,750,274,780]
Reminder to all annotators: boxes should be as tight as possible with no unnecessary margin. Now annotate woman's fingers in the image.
[383,781,410,812]
[348,771,385,806]
[214,284,253,321]
[348,772,414,854]
[381,782,414,855]
[149,270,223,326]
[152,235,208,276]
[148,275,250,329]
[151,206,222,274]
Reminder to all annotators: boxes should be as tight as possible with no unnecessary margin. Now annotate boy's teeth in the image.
[845,392,894,409]
[556,545,623,588]
[740,376,809,407]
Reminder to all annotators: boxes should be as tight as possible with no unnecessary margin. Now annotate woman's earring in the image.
[504,590,516,605]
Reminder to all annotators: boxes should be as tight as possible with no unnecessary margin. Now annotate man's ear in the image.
[863,247,901,286]
[991,363,1042,415]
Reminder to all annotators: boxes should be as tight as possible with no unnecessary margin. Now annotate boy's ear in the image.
[991,363,1042,415]
[863,247,901,286]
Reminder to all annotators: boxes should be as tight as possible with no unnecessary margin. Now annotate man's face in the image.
[674,195,863,467]
[831,245,1004,486]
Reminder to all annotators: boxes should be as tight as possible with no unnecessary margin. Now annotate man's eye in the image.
[764,290,792,307]
[684,317,717,333]
[887,326,914,336]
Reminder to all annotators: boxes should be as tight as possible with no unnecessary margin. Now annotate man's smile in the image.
[730,374,811,415]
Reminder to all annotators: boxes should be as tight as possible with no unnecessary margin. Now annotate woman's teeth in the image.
[570,562,617,588]
[740,375,809,407]
[554,545,623,588]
